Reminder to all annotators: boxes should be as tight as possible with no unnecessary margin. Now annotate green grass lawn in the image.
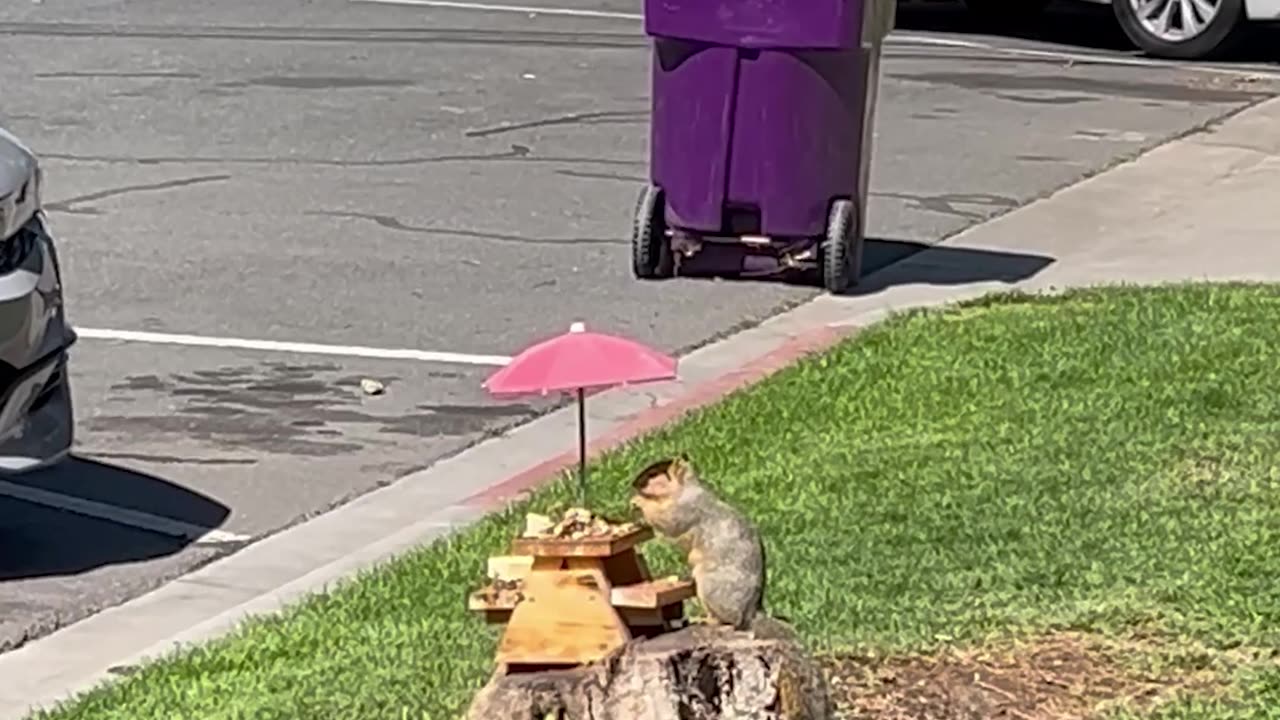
[35,283,1280,719]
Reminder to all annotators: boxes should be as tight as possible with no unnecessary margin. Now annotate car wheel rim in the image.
[1130,0,1222,42]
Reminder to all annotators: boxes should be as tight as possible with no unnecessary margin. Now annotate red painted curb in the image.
[459,324,852,509]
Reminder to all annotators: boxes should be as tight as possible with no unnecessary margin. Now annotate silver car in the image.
[0,128,76,473]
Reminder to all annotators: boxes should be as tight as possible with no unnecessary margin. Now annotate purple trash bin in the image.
[631,0,895,292]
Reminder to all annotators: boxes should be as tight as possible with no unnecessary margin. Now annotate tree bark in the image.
[465,625,832,720]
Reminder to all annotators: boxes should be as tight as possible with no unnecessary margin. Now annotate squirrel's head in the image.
[629,454,697,520]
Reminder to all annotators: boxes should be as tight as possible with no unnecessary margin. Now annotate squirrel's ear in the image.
[632,457,674,491]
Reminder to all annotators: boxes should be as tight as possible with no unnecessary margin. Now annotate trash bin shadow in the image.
[671,238,1053,294]
[0,455,232,582]
[846,238,1055,296]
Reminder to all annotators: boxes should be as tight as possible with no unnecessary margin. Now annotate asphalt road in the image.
[1,0,1278,653]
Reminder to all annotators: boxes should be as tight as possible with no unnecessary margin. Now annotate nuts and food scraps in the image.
[474,577,525,606]
[522,507,640,540]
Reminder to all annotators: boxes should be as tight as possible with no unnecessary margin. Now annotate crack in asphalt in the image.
[38,144,644,169]
[555,169,647,183]
[891,70,1273,103]
[79,451,258,466]
[872,190,1019,222]
[0,22,647,49]
[308,210,625,246]
[35,70,202,79]
[464,110,645,138]
[45,174,232,215]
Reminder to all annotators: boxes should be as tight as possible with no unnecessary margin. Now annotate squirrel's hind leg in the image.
[699,583,757,631]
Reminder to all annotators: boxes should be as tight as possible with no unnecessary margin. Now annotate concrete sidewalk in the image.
[6,95,1280,720]
[787,94,1280,337]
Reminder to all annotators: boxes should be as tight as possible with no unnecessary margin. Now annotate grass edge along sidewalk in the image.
[32,282,1280,720]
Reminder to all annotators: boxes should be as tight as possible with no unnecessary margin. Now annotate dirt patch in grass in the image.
[824,632,1232,720]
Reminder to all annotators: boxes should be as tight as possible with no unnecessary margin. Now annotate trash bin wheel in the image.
[821,199,862,294]
[632,184,674,280]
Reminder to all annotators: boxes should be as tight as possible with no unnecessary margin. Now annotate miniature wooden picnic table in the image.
[469,525,695,668]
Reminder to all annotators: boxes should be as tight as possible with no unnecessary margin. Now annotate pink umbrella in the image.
[484,322,678,505]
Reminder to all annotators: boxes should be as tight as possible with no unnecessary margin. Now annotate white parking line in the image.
[351,0,1280,80]
[74,328,513,367]
[0,480,251,545]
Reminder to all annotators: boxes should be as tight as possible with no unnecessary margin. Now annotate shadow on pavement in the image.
[897,0,1280,62]
[674,238,1053,294]
[896,1,1132,52]
[0,456,231,581]
[851,239,1055,295]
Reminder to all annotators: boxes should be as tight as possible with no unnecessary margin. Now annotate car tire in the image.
[962,0,1052,22]
[1113,0,1245,59]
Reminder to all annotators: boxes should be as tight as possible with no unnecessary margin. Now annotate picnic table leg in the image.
[496,555,631,667]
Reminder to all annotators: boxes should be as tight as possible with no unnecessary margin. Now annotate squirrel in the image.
[629,454,795,641]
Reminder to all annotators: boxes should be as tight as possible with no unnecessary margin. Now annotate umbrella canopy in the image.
[484,322,677,397]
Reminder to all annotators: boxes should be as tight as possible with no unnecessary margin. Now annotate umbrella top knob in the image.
[569,321,586,334]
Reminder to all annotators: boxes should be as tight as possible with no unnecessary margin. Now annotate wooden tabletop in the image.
[509,526,654,558]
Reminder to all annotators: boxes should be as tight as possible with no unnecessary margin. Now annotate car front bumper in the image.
[0,213,76,474]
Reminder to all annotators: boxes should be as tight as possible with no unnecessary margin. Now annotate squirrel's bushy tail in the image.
[748,613,800,642]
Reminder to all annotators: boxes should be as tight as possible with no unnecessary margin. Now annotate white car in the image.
[961,0,1279,59]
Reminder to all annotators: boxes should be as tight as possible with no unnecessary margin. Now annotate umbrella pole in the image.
[576,387,587,507]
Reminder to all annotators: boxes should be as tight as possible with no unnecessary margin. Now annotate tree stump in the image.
[464,624,833,720]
